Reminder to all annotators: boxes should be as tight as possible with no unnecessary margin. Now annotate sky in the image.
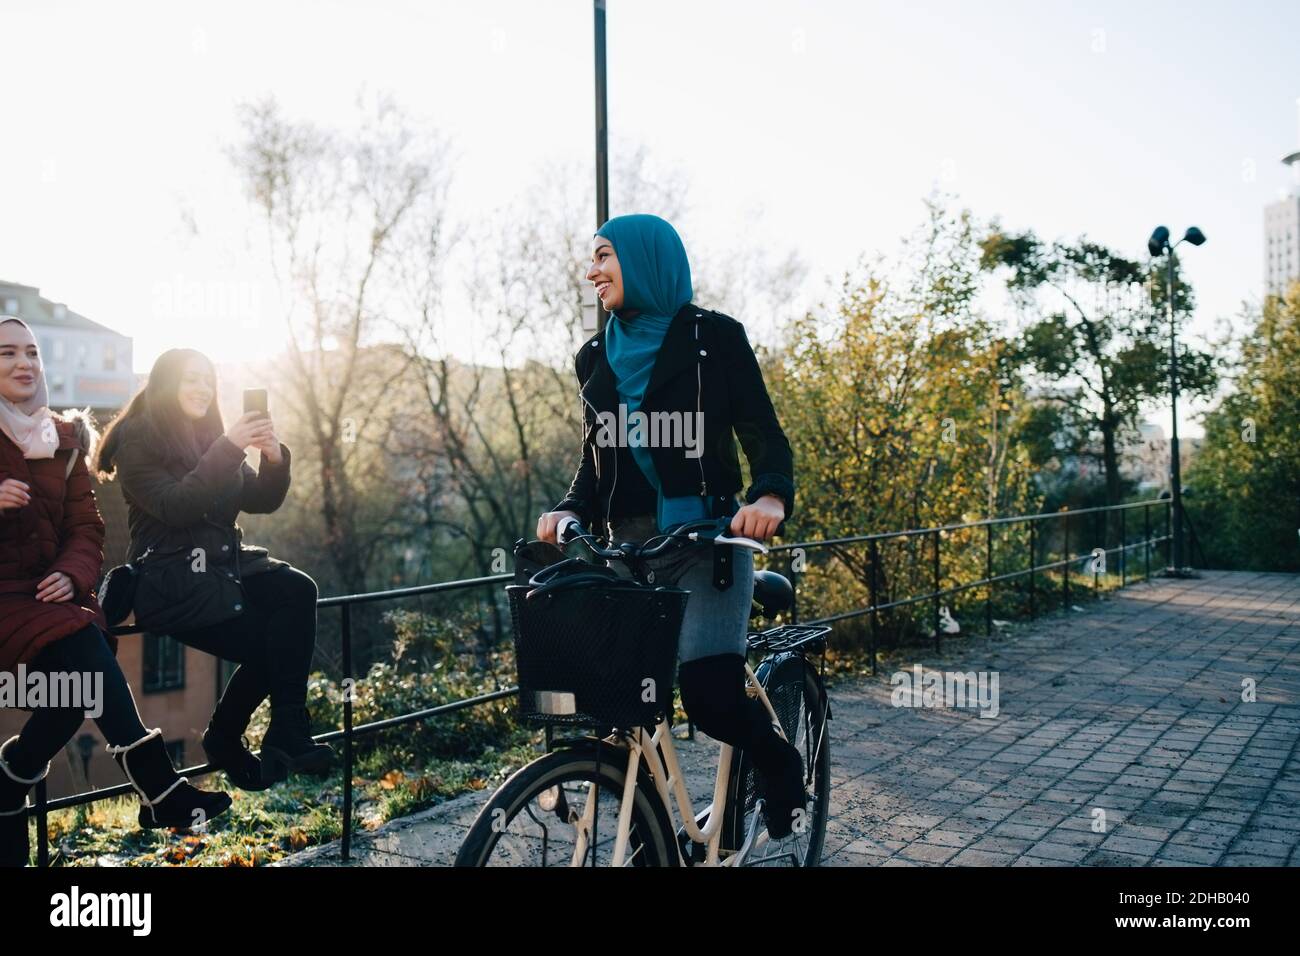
[2,0,1298,439]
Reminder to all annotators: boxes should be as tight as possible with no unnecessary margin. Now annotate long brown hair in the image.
[95,348,224,479]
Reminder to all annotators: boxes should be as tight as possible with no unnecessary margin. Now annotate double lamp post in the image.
[1146,224,1206,576]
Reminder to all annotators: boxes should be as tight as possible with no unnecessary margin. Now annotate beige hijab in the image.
[0,316,60,459]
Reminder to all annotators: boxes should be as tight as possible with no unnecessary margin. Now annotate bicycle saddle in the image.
[751,570,794,619]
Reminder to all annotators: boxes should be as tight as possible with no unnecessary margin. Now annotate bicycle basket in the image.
[507,580,689,731]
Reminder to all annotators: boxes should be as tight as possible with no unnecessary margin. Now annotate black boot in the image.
[202,721,268,793]
[0,736,48,868]
[204,665,270,790]
[260,704,334,785]
[745,701,808,840]
[107,729,232,830]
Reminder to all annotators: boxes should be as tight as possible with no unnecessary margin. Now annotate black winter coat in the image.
[553,302,795,533]
[111,421,292,629]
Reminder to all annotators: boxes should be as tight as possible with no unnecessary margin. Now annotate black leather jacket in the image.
[553,302,795,533]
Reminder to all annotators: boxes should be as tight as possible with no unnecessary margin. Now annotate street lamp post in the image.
[593,0,610,332]
[1147,224,1206,576]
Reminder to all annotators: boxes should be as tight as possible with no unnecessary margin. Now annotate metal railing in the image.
[27,498,1175,866]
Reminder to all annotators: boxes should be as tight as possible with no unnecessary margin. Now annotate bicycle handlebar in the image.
[556,515,769,563]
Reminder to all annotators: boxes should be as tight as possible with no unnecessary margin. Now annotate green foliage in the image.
[769,201,1037,648]
[1187,283,1300,571]
[980,224,1218,506]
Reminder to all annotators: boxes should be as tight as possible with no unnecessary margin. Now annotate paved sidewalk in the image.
[279,570,1300,867]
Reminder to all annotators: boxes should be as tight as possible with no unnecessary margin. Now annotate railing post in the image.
[1094,508,1102,592]
[788,549,799,625]
[1028,519,1037,619]
[1170,496,1180,572]
[1144,503,1151,581]
[932,529,941,653]
[1120,507,1126,587]
[341,603,353,863]
[1063,511,1071,611]
[35,778,48,868]
[869,537,879,677]
[985,521,993,636]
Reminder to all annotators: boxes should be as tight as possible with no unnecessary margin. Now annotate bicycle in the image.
[454,516,832,867]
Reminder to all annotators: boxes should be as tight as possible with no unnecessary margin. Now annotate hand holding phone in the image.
[224,412,274,452]
[241,388,282,463]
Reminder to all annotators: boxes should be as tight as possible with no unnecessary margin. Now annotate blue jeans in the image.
[604,515,786,772]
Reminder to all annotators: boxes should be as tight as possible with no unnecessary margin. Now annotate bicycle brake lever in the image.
[713,533,769,554]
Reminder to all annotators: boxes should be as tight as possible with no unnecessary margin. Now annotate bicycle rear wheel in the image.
[454,741,679,867]
[724,654,831,866]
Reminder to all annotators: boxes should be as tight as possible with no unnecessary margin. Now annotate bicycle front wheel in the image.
[454,741,679,867]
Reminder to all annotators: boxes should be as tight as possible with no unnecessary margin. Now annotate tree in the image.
[769,200,1036,642]
[227,94,461,666]
[979,228,1219,508]
[1187,282,1300,570]
[229,94,456,600]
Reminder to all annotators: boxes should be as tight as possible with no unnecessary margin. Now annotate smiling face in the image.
[175,356,216,420]
[586,235,625,312]
[0,320,41,405]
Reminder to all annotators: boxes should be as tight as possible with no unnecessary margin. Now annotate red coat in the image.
[0,420,111,671]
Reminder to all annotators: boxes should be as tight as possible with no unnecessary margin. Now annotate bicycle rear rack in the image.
[746,623,831,654]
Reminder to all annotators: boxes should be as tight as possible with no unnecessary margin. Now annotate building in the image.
[1264,150,1300,298]
[0,282,226,799]
[1121,421,1201,496]
[0,281,135,409]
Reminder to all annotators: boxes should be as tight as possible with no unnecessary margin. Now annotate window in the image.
[76,343,86,368]
[49,375,65,395]
[164,740,186,767]
[103,343,116,371]
[2,297,16,314]
[142,634,185,692]
[52,338,65,361]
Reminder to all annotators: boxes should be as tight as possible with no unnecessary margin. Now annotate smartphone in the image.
[243,388,269,418]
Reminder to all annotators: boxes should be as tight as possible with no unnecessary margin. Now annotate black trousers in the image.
[171,566,319,734]
[676,653,792,774]
[3,624,150,780]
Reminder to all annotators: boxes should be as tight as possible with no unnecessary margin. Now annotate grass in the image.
[31,732,546,867]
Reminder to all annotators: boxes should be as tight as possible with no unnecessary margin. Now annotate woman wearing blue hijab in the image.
[537,213,804,840]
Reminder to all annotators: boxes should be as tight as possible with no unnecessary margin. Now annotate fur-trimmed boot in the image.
[0,736,48,868]
[107,729,232,830]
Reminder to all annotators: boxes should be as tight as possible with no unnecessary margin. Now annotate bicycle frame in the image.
[569,659,789,867]
[528,519,825,867]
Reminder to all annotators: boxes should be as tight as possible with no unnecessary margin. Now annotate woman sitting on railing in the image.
[0,317,231,867]
[94,348,333,790]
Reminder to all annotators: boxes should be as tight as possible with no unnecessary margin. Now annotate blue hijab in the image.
[596,214,709,531]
